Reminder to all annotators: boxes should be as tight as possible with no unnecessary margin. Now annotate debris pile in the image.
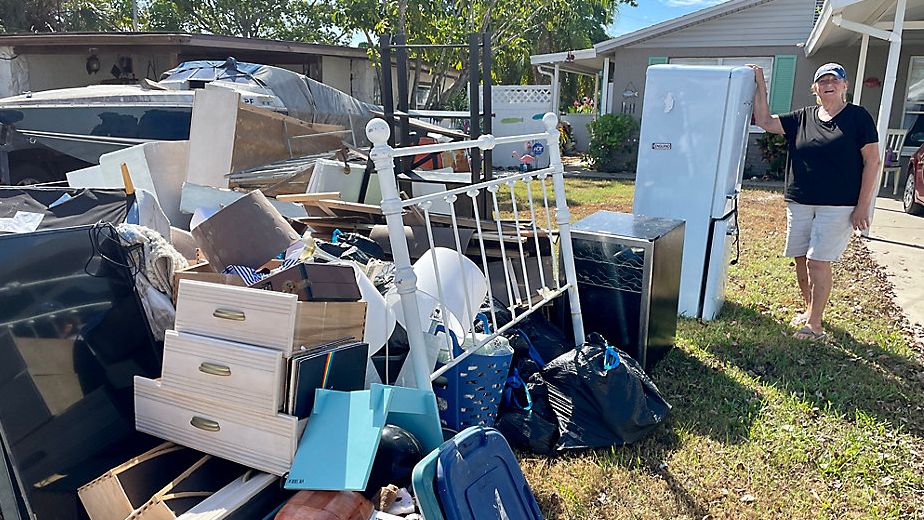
[0,68,672,520]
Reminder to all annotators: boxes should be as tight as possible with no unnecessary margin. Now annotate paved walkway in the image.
[866,193,924,330]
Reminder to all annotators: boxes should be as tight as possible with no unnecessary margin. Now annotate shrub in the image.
[587,114,639,173]
[756,132,788,180]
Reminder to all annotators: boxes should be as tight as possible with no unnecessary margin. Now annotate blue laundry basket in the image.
[432,317,513,432]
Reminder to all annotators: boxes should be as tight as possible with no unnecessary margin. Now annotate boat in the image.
[0,58,373,185]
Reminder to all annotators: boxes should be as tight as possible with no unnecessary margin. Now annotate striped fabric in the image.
[223,258,301,286]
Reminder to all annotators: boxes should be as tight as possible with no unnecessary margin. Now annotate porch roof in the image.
[529,48,603,76]
[806,0,924,55]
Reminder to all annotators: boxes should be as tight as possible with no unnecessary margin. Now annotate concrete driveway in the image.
[866,194,924,330]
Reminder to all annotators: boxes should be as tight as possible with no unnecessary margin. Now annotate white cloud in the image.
[661,0,728,8]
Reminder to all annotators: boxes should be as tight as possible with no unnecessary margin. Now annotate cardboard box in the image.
[190,190,300,272]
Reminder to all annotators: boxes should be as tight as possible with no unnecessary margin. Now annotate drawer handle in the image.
[212,308,246,321]
[198,362,231,377]
[190,416,220,432]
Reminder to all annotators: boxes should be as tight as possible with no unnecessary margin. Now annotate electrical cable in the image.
[730,195,741,266]
[84,222,144,278]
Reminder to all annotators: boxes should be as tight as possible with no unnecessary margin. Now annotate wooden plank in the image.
[339,141,370,159]
[276,192,342,203]
[294,219,376,234]
[304,204,340,217]
[315,199,382,215]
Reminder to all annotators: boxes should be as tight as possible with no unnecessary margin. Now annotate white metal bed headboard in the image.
[367,113,585,391]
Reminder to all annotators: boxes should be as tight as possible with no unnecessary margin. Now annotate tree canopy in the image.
[332,0,633,107]
[0,0,346,44]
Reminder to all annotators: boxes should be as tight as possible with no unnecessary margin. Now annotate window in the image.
[670,57,774,131]
[414,85,432,109]
[670,57,773,94]
[903,57,924,149]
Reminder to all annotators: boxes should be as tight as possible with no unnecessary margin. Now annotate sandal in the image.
[793,326,826,342]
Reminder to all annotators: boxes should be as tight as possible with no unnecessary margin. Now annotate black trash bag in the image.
[478,297,513,332]
[511,356,544,382]
[506,313,572,368]
[543,332,671,450]
[494,374,560,455]
[503,328,548,382]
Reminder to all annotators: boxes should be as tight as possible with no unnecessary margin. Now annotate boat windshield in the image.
[161,58,267,87]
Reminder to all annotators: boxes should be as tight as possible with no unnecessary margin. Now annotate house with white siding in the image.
[531,0,912,177]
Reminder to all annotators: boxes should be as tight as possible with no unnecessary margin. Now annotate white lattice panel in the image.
[492,85,552,105]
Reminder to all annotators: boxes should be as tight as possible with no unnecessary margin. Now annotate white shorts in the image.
[784,202,854,261]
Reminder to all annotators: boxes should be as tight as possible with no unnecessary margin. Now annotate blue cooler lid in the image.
[436,427,543,520]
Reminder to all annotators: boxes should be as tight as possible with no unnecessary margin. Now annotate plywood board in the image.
[230,105,346,173]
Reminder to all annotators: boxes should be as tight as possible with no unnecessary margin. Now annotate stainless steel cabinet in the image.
[571,211,684,371]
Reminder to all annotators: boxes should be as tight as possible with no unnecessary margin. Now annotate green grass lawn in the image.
[510,179,924,519]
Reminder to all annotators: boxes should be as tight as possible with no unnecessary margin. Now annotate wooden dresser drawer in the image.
[134,377,304,476]
[175,279,299,355]
[175,280,368,356]
[161,330,285,414]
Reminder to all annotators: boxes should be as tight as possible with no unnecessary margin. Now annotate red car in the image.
[904,145,924,215]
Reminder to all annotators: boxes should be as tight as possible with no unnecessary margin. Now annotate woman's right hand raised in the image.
[746,64,767,90]
[746,63,783,134]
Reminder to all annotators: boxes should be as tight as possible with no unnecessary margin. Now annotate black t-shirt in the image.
[778,104,878,206]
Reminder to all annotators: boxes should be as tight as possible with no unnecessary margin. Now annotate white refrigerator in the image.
[633,65,755,320]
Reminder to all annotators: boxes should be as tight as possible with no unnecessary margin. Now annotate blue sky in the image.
[607,0,729,37]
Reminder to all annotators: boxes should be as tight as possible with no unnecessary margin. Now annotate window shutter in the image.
[769,55,797,114]
[648,57,669,66]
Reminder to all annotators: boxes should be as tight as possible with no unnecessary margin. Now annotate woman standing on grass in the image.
[749,63,880,341]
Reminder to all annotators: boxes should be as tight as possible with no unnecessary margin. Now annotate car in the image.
[904,143,924,215]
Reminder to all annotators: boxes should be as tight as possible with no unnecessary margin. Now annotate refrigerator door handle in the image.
[728,200,741,266]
